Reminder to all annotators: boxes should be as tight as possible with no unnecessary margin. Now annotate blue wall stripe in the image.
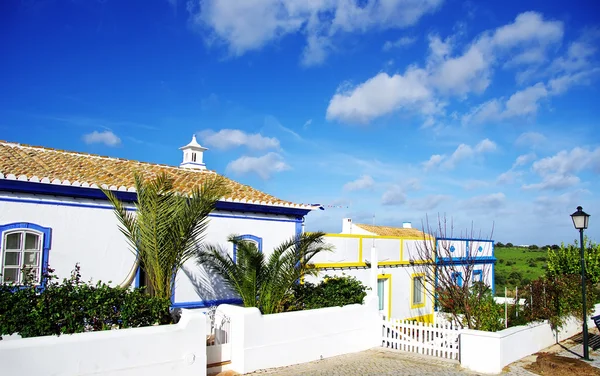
[171,298,243,309]
[0,179,312,217]
[0,197,302,224]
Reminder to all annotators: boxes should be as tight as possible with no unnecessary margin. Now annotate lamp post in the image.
[570,205,591,361]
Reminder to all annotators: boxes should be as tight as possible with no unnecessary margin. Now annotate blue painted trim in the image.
[437,237,494,243]
[134,266,141,289]
[171,298,243,309]
[233,234,263,263]
[452,271,463,287]
[473,269,483,282]
[492,263,496,295]
[295,219,303,239]
[437,256,497,265]
[0,222,52,290]
[0,197,303,224]
[0,179,313,217]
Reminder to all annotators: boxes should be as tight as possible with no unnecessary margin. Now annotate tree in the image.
[495,242,505,248]
[410,214,498,330]
[506,242,514,247]
[547,237,600,284]
[103,172,228,301]
[196,232,331,314]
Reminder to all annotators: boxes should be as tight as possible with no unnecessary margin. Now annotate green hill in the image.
[494,247,548,296]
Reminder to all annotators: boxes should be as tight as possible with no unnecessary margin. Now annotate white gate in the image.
[381,318,460,360]
[206,308,231,370]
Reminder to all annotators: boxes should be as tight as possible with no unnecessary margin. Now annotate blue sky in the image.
[1,0,599,245]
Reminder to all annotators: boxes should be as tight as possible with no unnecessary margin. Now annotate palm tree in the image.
[196,232,331,314]
[103,172,227,301]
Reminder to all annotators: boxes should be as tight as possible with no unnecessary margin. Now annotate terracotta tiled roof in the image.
[354,223,427,238]
[0,141,313,209]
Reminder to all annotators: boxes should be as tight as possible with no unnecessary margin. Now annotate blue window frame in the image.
[0,223,52,289]
[452,271,463,287]
[473,270,483,282]
[233,234,263,263]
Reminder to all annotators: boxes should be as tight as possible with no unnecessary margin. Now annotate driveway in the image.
[247,348,537,375]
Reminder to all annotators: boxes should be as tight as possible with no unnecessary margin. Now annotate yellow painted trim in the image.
[312,262,368,268]
[378,274,392,319]
[358,237,363,263]
[410,272,426,309]
[406,313,434,324]
[400,238,404,261]
[324,233,433,241]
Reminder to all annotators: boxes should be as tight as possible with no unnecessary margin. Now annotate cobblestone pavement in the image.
[248,348,538,375]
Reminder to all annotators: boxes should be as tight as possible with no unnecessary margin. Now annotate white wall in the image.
[0,309,206,376]
[460,303,600,374]
[216,295,381,374]
[0,192,298,307]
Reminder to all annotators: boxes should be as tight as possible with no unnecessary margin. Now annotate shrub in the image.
[286,275,369,311]
[437,283,504,331]
[0,265,172,338]
[506,243,514,247]
[498,259,505,264]
[520,274,598,329]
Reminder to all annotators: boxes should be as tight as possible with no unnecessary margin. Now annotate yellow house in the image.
[307,218,435,323]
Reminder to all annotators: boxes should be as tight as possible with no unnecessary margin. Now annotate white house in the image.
[0,137,319,309]
[306,218,497,322]
[307,218,436,322]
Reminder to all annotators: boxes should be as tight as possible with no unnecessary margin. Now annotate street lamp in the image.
[570,205,591,361]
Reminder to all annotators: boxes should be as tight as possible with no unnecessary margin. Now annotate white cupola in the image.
[179,135,208,170]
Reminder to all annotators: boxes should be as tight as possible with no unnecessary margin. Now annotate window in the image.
[452,272,463,287]
[0,223,51,286]
[233,234,263,263]
[411,274,425,308]
[377,279,385,311]
[191,153,197,162]
[377,275,391,319]
[473,270,483,282]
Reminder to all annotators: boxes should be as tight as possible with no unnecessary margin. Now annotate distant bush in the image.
[0,264,172,339]
[527,260,537,268]
[498,259,505,264]
[506,243,514,247]
[528,245,539,250]
[495,242,505,248]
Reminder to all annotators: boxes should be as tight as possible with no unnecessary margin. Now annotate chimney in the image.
[402,222,412,229]
[180,135,208,170]
[342,218,353,234]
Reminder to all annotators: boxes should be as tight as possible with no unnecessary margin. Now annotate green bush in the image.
[0,265,172,338]
[286,275,369,311]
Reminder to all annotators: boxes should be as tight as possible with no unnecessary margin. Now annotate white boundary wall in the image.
[460,303,600,374]
[216,294,381,374]
[0,309,207,376]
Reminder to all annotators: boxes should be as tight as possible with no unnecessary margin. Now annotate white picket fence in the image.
[381,318,461,360]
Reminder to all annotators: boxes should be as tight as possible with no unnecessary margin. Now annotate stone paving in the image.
[244,332,600,375]
[248,348,537,375]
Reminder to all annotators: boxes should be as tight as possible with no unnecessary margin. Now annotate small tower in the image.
[179,135,208,170]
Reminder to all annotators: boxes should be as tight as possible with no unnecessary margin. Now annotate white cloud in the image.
[381,185,406,206]
[462,83,549,124]
[515,132,546,148]
[326,69,432,124]
[82,130,121,147]
[343,175,375,192]
[475,138,497,153]
[422,154,444,171]
[199,129,280,150]
[303,119,312,129]
[462,193,506,210]
[532,147,600,177]
[523,147,600,191]
[382,36,417,51]
[409,194,450,210]
[522,174,581,191]
[226,152,290,179]
[423,139,496,170]
[327,11,566,125]
[496,170,522,185]
[513,152,537,168]
[489,11,563,50]
[189,0,442,65]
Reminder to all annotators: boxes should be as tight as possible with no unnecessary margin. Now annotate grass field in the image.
[494,247,548,296]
